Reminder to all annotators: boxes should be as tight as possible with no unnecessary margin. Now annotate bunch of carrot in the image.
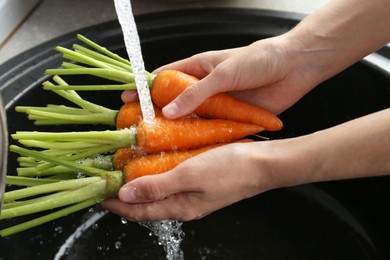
[0,35,283,237]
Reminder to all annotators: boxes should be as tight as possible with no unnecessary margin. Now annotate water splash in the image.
[140,220,185,260]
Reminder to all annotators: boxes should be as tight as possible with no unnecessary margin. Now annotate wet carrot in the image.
[116,101,163,129]
[112,146,146,170]
[124,143,225,182]
[136,117,263,153]
[151,70,283,131]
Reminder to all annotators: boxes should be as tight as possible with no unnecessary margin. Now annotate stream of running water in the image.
[113,1,185,259]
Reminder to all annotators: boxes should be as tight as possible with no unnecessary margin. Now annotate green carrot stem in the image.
[2,191,70,210]
[47,35,156,86]
[77,34,131,66]
[5,176,59,186]
[17,156,113,177]
[75,34,155,82]
[9,145,109,177]
[3,176,102,203]
[46,78,117,114]
[28,143,119,174]
[17,165,78,177]
[47,172,79,180]
[28,112,116,125]
[18,140,104,150]
[17,147,95,167]
[0,198,98,237]
[11,128,135,175]
[16,76,119,126]
[43,83,137,91]
[54,46,114,70]
[17,105,92,115]
[12,128,135,144]
[61,61,85,69]
[73,44,131,72]
[45,68,134,83]
[51,75,80,98]
[0,179,106,220]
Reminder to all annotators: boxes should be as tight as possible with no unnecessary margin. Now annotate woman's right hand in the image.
[122,35,318,117]
[123,0,390,120]
[157,37,318,118]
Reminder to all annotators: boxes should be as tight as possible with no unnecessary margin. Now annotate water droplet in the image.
[115,241,122,249]
[92,223,99,230]
[55,226,63,233]
[121,217,128,224]
[77,172,85,179]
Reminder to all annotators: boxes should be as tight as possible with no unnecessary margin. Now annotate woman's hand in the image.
[122,0,390,119]
[102,141,278,221]
[102,108,390,221]
[122,36,318,117]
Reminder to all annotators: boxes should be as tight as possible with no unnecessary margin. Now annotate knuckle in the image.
[142,181,166,202]
[181,85,200,101]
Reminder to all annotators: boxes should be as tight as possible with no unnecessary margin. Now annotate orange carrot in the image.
[112,146,146,170]
[115,137,253,171]
[116,101,163,129]
[136,117,262,154]
[124,143,226,182]
[151,70,283,131]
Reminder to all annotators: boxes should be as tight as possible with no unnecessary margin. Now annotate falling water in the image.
[113,0,155,124]
[113,1,185,259]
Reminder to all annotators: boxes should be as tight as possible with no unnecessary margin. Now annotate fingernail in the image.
[119,186,137,203]
[163,102,179,118]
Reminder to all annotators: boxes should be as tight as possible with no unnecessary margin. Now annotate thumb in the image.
[118,171,188,203]
[162,72,226,119]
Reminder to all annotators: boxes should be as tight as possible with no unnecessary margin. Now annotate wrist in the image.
[282,0,390,86]
[257,109,390,190]
[249,134,329,191]
[239,138,318,193]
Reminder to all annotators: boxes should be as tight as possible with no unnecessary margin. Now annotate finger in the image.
[153,49,235,79]
[117,169,195,204]
[101,170,204,221]
[121,90,139,103]
[162,67,233,119]
[102,193,210,222]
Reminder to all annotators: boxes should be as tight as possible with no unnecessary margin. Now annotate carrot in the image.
[116,101,163,129]
[112,146,145,170]
[151,70,283,131]
[124,143,226,182]
[137,117,262,153]
[115,137,253,171]
[12,117,262,160]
